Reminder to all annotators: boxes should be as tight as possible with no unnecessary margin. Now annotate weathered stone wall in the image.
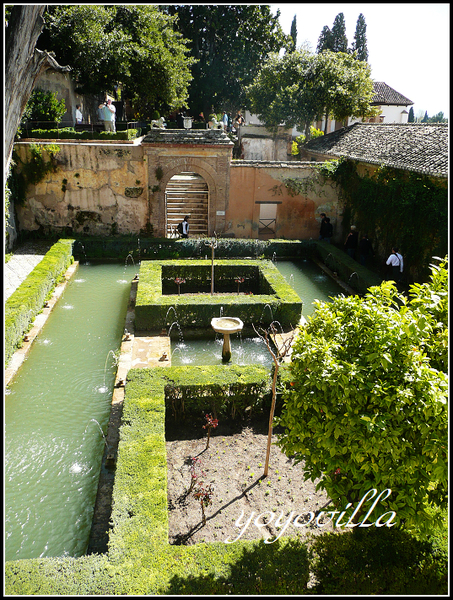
[13,140,343,241]
[14,141,148,236]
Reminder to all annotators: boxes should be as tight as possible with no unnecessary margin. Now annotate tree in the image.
[421,110,429,122]
[247,49,376,138]
[277,258,448,536]
[166,5,289,118]
[290,15,297,51]
[316,25,333,53]
[408,107,415,122]
[352,13,368,61]
[4,5,70,177]
[330,13,348,53]
[315,50,376,133]
[38,5,195,119]
[246,49,321,138]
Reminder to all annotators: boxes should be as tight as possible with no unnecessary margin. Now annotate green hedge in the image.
[5,363,446,594]
[310,527,447,594]
[4,239,74,366]
[24,128,140,141]
[135,260,302,331]
[71,237,314,261]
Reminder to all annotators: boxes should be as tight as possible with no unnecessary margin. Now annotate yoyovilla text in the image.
[224,488,396,544]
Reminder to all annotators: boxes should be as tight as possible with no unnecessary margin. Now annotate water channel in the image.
[5,258,343,561]
[5,262,135,561]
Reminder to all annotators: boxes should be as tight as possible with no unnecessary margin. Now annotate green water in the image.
[5,262,134,561]
[170,260,344,366]
[275,259,344,317]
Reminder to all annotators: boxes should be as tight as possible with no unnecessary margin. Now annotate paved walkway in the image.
[4,241,53,301]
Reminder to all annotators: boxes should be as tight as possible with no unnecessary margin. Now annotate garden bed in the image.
[166,414,335,546]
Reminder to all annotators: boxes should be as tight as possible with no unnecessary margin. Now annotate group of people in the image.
[320,214,403,282]
[98,99,116,132]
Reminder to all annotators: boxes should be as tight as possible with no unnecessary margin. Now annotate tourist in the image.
[358,234,374,266]
[181,215,189,238]
[75,104,83,125]
[102,99,116,132]
[344,225,358,259]
[319,213,328,241]
[222,111,229,131]
[386,247,403,282]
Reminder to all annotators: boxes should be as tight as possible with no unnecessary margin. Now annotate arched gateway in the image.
[141,129,233,238]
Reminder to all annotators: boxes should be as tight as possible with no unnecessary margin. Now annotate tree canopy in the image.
[37,5,195,118]
[246,49,376,137]
[317,12,369,62]
[165,5,289,118]
[277,257,448,536]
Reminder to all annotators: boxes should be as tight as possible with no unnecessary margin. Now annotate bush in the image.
[24,128,140,141]
[310,528,448,594]
[22,88,67,125]
[277,258,448,535]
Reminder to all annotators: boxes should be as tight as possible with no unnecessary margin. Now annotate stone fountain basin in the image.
[211,317,244,334]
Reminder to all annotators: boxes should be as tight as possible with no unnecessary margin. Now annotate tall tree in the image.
[330,13,348,53]
[4,5,70,176]
[290,14,297,51]
[316,25,333,53]
[408,107,415,122]
[38,5,194,119]
[352,13,368,61]
[166,5,289,118]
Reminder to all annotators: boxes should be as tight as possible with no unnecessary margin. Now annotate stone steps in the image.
[165,172,209,237]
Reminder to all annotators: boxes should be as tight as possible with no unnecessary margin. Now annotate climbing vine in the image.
[325,159,448,281]
[10,143,61,205]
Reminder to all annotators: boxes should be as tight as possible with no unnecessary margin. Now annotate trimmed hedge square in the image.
[135,259,302,331]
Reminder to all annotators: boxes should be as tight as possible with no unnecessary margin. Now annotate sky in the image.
[269,3,450,119]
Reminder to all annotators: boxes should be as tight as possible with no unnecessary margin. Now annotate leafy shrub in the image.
[22,88,67,125]
[310,528,448,594]
[277,258,448,535]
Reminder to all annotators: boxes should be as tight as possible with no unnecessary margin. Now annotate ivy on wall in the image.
[10,143,61,205]
[322,159,448,282]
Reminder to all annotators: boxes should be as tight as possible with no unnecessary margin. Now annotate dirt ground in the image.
[165,415,336,546]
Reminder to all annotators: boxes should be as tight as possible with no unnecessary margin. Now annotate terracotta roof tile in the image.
[372,82,413,106]
[304,123,448,178]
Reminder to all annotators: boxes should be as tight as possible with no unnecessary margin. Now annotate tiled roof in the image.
[304,123,448,178]
[142,129,233,145]
[372,82,413,106]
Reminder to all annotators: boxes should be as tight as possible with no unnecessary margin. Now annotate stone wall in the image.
[13,139,344,241]
[14,141,148,236]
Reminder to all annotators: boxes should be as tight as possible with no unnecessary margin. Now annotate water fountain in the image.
[84,418,110,451]
[260,303,274,324]
[348,272,359,286]
[211,317,244,362]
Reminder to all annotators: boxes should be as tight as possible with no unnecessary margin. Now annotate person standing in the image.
[75,104,83,124]
[99,99,116,132]
[386,247,403,282]
[181,215,189,238]
[358,233,374,266]
[344,225,358,259]
[222,111,229,131]
[103,99,116,132]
